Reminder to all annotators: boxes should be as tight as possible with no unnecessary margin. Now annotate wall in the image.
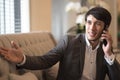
[30,0,52,32]
[118,0,120,13]
[51,0,68,41]
[104,0,117,48]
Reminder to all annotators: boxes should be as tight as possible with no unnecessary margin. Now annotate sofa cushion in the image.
[43,62,59,80]
[9,72,38,80]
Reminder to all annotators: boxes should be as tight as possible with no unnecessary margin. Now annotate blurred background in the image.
[0,0,120,49]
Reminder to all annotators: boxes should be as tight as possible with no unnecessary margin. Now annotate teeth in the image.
[89,32,96,36]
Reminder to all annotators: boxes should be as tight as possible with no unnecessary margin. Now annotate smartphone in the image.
[103,39,107,46]
[102,27,107,46]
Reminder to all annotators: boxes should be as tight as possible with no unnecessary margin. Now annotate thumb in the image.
[11,41,19,49]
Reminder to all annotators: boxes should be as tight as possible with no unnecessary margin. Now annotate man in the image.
[0,7,120,80]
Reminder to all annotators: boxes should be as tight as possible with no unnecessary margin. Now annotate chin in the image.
[88,36,98,41]
[88,38,96,41]
[88,36,100,41]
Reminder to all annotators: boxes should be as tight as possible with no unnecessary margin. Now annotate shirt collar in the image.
[85,34,100,50]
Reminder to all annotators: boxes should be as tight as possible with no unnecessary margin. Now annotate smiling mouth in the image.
[89,32,96,37]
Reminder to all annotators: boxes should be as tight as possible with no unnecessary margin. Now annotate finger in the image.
[0,48,8,54]
[0,53,6,57]
[11,41,19,49]
[103,29,108,33]
[0,52,9,58]
[0,47,8,51]
[101,34,107,40]
[4,55,11,61]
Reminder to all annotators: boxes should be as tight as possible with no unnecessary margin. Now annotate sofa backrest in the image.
[0,32,58,80]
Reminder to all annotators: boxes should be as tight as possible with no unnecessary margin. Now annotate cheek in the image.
[97,29,104,36]
[98,27,104,32]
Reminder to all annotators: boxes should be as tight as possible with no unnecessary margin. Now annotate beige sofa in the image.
[0,31,59,80]
[0,31,120,80]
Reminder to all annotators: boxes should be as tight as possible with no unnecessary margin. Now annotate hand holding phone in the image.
[101,27,113,56]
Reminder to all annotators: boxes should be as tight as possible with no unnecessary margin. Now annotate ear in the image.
[105,25,109,29]
[104,25,109,31]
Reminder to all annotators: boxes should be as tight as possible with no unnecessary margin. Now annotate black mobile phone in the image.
[102,27,107,46]
[103,39,107,46]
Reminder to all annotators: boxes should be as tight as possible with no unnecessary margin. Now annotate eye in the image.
[86,20,91,25]
[95,22,101,26]
[95,21,104,27]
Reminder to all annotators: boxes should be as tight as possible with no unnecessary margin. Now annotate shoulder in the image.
[66,33,85,40]
[62,33,85,44]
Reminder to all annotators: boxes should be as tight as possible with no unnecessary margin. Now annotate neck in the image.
[89,40,99,50]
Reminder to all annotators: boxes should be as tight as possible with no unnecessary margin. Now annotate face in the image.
[85,15,105,42]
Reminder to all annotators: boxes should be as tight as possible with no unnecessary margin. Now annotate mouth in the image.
[88,32,96,37]
[87,31,102,41]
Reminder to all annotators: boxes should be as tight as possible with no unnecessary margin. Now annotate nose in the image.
[90,23,96,31]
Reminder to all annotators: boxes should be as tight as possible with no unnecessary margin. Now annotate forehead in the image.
[87,15,104,23]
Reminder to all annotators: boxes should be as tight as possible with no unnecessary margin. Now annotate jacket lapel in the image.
[96,43,106,80]
[71,34,86,78]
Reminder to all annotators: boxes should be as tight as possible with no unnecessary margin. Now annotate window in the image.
[0,0,30,34]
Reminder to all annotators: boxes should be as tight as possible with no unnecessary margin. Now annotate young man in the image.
[0,7,120,80]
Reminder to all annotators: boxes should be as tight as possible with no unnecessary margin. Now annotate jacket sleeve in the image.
[107,58,120,80]
[17,35,71,70]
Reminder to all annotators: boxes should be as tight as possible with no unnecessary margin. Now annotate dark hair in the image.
[85,7,112,28]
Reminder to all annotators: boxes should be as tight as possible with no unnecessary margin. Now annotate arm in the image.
[0,35,70,70]
[106,59,120,80]
[101,30,120,79]
[18,35,70,70]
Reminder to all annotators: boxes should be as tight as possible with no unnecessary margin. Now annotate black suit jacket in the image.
[19,34,120,80]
